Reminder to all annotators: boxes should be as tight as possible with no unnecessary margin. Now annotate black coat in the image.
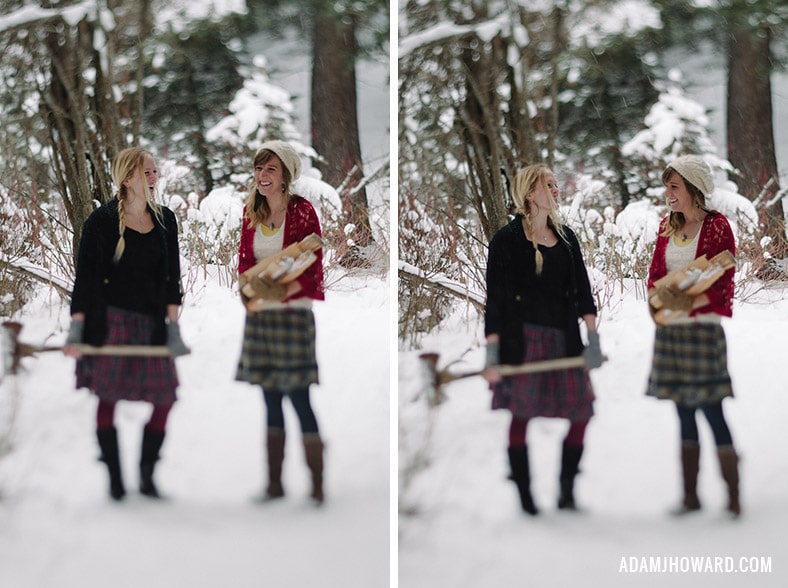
[70,198,183,346]
[484,215,597,365]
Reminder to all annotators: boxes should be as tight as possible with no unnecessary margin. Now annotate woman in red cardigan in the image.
[646,155,740,518]
[235,140,326,504]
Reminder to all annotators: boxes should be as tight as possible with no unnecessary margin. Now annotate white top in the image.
[252,225,312,311]
[664,232,720,325]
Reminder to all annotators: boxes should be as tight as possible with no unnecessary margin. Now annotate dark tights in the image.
[508,416,589,448]
[677,402,733,447]
[264,388,319,434]
[96,399,172,432]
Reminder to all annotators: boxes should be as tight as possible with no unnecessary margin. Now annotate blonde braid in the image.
[110,147,165,263]
[113,185,127,263]
[521,210,544,275]
[513,164,558,275]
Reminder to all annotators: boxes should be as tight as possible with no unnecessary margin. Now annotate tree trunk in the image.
[43,26,98,261]
[132,0,152,144]
[727,23,785,249]
[311,8,372,251]
[38,14,130,265]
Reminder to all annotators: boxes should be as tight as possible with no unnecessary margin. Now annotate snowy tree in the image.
[247,0,389,257]
[142,19,245,195]
[204,55,309,187]
[621,69,722,202]
[621,69,757,239]
[656,0,788,250]
[398,0,666,343]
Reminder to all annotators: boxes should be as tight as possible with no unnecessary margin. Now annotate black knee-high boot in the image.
[558,442,583,510]
[139,427,166,498]
[508,445,538,515]
[96,427,125,501]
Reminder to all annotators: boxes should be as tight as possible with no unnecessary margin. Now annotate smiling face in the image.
[254,153,285,197]
[663,170,697,216]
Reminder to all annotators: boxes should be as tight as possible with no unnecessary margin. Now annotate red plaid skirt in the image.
[491,323,594,421]
[75,307,178,405]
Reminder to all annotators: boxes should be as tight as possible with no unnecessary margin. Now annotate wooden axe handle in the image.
[20,343,172,357]
[438,355,589,385]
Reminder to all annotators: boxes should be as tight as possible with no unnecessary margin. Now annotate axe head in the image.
[417,352,446,406]
[1,321,24,376]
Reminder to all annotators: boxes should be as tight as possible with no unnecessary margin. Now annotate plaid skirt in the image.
[491,324,594,421]
[646,323,733,407]
[235,307,319,392]
[76,307,178,405]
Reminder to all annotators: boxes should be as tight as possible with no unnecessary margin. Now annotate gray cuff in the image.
[485,341,500,368]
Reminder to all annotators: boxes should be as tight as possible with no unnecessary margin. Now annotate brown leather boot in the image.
[303,434,324,504]
[673,441,701,515]
[718,446,740,517]
[265,429,286,499]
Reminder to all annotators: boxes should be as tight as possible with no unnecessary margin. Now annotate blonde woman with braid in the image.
[482,164,602,515]
[64,147,189,501]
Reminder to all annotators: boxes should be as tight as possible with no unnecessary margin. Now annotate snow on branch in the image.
[399,13,511,58]
[398,261,484,311]
[0,0,102,34]
[0,258,71,298]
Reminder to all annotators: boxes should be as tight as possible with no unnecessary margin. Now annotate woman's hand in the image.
[62,319,84,359]
[482,338,502,383]
[482,367,502,384]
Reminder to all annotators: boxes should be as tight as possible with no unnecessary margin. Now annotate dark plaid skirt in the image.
[76,307,178,405]
[235,307,319,392]
[491,323,594,421]
[646,323,733,407]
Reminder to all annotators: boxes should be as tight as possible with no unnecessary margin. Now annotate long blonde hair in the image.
[511,164,566,274]
[111,147,163,263]
[244,149,293,229]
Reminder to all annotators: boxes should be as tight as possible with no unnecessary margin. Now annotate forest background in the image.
[398,2,788,586]
[0,2,391,586]
[398,0,788,344]
[0,0,390,317]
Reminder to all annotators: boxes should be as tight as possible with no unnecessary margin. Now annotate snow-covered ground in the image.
[0,273,390,588]
[398,284,788,588]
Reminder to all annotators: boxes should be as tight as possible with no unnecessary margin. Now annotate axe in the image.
[418,352,604,405]
[1,321,171,377]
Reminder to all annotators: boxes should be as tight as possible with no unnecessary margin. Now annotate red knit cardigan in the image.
[237,195,325,301]
[647,211,735,318]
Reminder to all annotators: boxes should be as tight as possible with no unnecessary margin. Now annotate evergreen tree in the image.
[204,55,309,187]
[247,0,389,255]
[142,21,244,196]
[657,0,788,250]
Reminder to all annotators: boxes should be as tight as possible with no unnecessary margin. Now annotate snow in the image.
[0,0,240,37]
[0,1,391,583]
[152,0,247,32]
[0,1,102,34]
[0,273,390,588]
[570,0,663,46]
[398,284,788,588]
